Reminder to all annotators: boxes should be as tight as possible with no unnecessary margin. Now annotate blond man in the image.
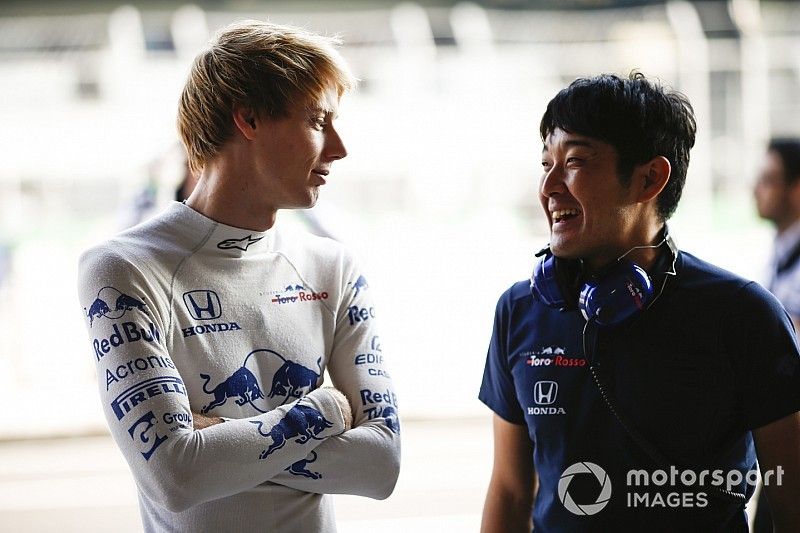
[77,21,400,532]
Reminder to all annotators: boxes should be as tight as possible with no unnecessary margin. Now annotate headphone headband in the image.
[530,226,678,326]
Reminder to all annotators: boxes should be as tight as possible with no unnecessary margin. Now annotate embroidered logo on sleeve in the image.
[285,450,322,479]
[251,405,333,459]
[348,275,369,297]
[85,286,147,326]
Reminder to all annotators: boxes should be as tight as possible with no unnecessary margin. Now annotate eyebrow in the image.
[306,105,339,120]
[542,139,597,153]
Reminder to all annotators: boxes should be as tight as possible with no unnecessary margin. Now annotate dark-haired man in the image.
[755,138,800,330]
[480,73,800,532]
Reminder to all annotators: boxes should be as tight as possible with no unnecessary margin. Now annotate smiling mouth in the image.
[551,208,581,224]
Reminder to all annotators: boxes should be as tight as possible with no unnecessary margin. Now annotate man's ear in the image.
[634,156,671,203]
[232,105,258,140]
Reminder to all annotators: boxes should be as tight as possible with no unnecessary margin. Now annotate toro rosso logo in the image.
[199,349,322,414]
[271,284,329,305]
[251,404,333,459]
[85,286,146,326]
[524,346,586,368]
[217,235,262,252]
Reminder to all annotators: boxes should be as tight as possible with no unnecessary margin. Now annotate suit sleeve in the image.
[77,246,348,513]
[268,255,401,499]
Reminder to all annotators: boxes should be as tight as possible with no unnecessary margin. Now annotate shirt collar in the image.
[172,201,274,257]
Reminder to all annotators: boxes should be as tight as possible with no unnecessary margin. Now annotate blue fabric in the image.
[479,251,800,532]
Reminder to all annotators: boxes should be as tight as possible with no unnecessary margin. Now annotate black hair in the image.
[539,72,696,220]
[768,138,800,186]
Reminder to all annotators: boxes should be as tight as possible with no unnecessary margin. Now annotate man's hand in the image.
[754,412,800,532]
[192,388,353,432]
[324,387,353,431]
[192,412,224,430]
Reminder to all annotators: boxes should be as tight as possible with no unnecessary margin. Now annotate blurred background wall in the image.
[0,0,797,529]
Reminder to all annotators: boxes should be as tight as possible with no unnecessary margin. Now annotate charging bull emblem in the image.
[85,286,147,326]
[350,275,369,297]
[200,368,264,414]
[199,349,323,414]
[268,353,322,405]
[285,450,321,479]
[382,406,401,435]
[251,405,333,459]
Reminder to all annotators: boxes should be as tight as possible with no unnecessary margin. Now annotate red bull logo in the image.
[85,286,146,327]
[348,305,376,325]
[251,404,334,459]
[199,349,323,414]
[93,322,161,362]
[349,275,369,297]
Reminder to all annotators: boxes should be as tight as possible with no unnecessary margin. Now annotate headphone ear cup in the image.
[531,253,582,311]
[578,259,655,325]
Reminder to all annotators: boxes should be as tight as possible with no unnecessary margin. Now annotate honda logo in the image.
[534,381,558,405]
[183,290,222,320]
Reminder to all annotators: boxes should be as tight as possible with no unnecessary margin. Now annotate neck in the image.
[186,160,277,232]
[776,215,800,236]
[585,224,666,274]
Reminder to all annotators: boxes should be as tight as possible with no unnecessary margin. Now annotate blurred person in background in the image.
[77,20,399,532]
[754,138,800,330]
[479,73,800,532]
[752,137,800,532]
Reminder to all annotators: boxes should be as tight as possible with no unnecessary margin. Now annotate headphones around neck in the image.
[530,229,678,326]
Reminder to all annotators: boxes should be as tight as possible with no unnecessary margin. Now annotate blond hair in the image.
[177,20,355,174]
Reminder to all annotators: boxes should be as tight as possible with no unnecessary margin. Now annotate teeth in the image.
[552,209,581,221]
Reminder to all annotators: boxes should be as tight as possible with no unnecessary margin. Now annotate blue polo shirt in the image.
[479,251,800,532]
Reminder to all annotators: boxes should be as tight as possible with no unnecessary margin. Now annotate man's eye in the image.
[542,161,552,168]
[566,157,582,165]
[312,117,326,130]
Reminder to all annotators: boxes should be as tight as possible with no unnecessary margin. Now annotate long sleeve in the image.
[78,247,348,513]
[268,266,401,499]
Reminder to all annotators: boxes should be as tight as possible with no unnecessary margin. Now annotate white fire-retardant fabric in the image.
[77,201,400,533]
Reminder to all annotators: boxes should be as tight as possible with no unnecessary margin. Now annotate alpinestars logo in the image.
[217,235,262,251]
